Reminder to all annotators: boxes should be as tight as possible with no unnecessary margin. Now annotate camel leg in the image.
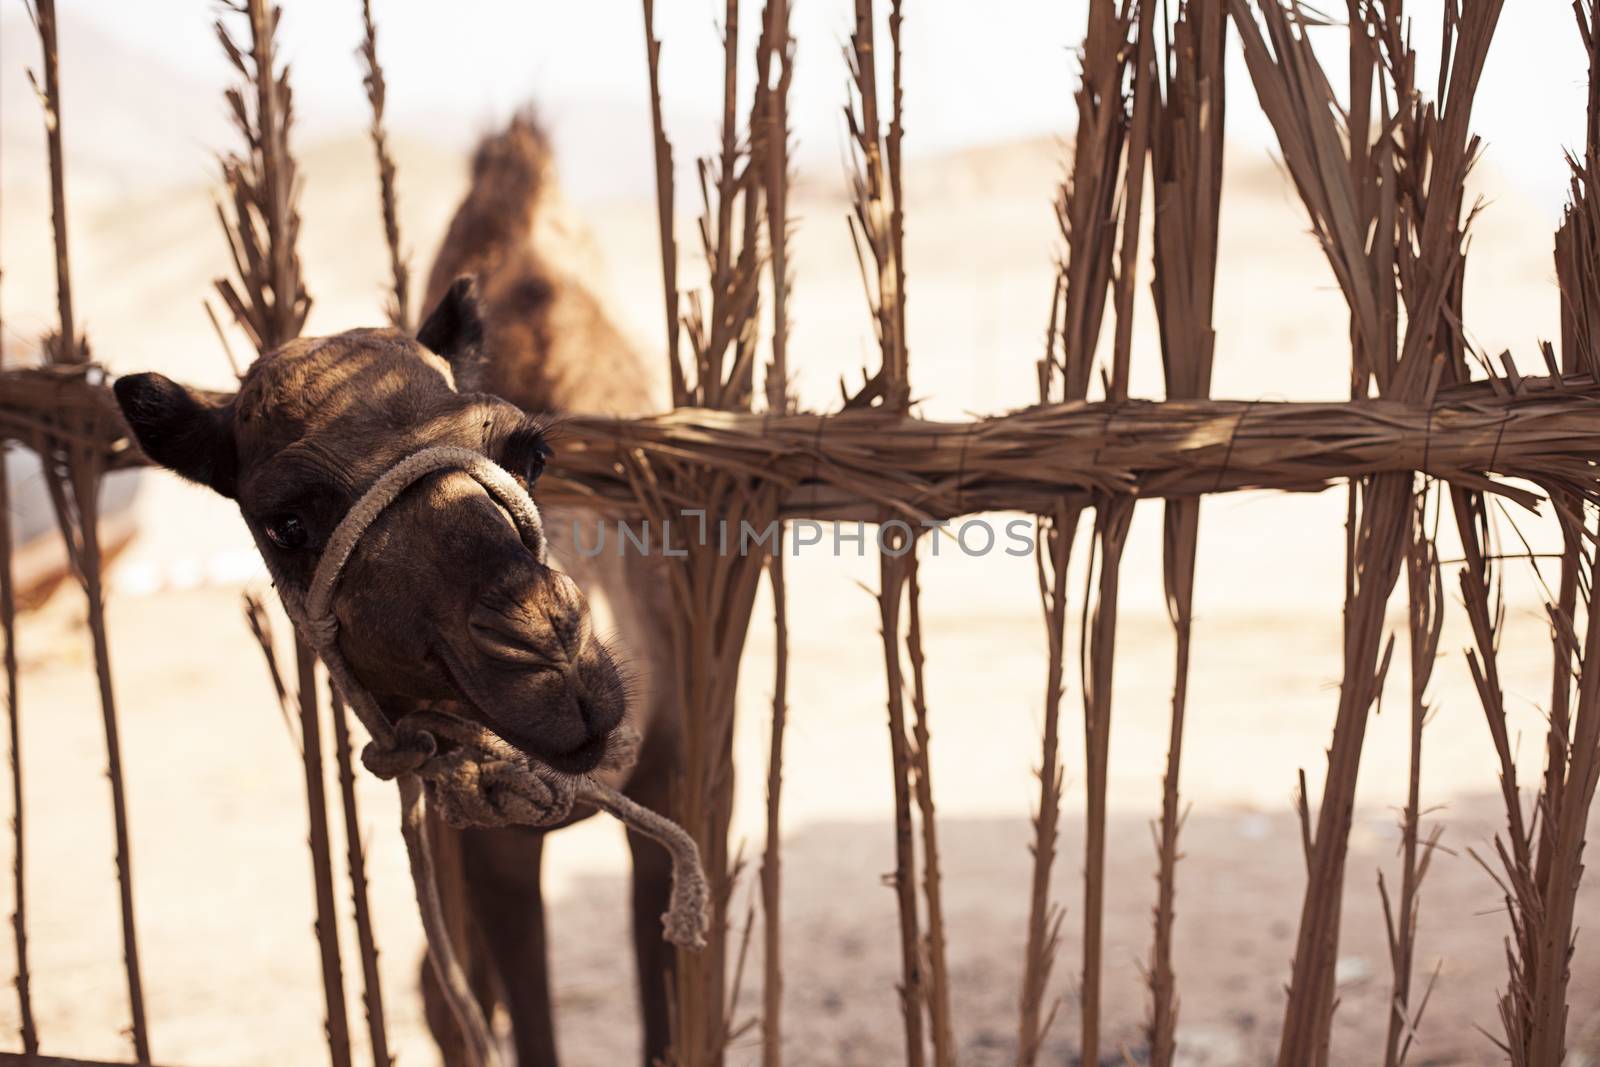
[461,826,559,1067]
[551,512,682,1066]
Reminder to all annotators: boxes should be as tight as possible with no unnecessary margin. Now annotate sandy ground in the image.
[5,25,1600,1066]
[13,580,1600,1067]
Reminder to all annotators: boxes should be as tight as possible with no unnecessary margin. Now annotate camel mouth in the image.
[431,648,620,776]
[533,730,611,776]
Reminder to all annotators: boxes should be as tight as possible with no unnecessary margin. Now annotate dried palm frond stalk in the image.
[643,0,684,408]
[358,0,410,331]
[1379,487,1444,1067]
[0,298,38,1058]
[1368,5,1484,1062]
[842,34,922,1065]
[1241,2,1391,1053]
[1019,4,1143,1063]
[1471,5,1600,1059]
[1233,0,1401,1058]
[246,593,389,1067]
[331,684,389,1067]
[761,538,789,1067]
[214,5,349,1065]
[214,0,311,350]
[761,0,794,420]
[1371,14,1431,1066]
[1232,2,1500,1063]
[639,2,786,1062]
[244,589,393,1067]
[839,4,956,1065]
[841,0,909,413]
[906,530,953,1067]
[347,6,401,1059]
[24,2,151,1060]
[0,141,24,1067]
[1016,485,1071,1067]
[1144,3,1225,1064]
[1083,2,1156,1063]
[1018,6,1132,1057]
[756,2,795,1064]
[24,0,76,356]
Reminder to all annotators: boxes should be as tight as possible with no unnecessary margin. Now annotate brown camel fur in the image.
[114,115,682,1066]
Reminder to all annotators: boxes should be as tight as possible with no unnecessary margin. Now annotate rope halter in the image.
[253,444,708,1067]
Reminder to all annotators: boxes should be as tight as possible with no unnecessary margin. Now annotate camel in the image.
[114,115,681,1067]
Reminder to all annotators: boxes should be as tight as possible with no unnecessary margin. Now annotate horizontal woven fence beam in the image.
[513,372,1600,518]
[0,1055,201,1067]
[4,365,1597,519]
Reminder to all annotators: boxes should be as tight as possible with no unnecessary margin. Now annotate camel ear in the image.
[114,372,238,499]
[417,276,486,390]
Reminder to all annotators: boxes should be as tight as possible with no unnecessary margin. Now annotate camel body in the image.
[113,115,681,1067]
[418,117,682,1067]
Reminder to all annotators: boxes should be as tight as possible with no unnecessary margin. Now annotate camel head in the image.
[113,280,627,774]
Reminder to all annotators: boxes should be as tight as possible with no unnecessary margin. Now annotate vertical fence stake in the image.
[331,692,389,1067]
[73,452,151,1066]
[295,642,354,1067]
[758,3,794,1062]
[0,434,37,1057]
[30,0,150,1058]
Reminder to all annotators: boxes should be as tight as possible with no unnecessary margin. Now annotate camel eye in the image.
[525,444,548,486]
[497,423,550,488]
[263,514,308,550]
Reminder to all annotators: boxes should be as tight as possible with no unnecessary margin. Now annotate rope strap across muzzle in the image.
[255,445,709,1067]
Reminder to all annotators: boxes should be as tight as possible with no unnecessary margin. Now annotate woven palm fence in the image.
[4,1,1600,1066]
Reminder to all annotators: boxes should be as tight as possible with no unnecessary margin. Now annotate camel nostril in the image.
[578,692,624,737]
[465,606,546,665]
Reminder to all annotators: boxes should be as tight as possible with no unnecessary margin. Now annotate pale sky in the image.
[20,1,1595,220]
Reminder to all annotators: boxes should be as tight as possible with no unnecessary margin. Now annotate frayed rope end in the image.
[580,778,710,950]
[661,855,711,950]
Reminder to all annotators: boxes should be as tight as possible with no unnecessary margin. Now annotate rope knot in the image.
[428,754,578,829]
[361,710,652,831]
[360,730,435,780]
